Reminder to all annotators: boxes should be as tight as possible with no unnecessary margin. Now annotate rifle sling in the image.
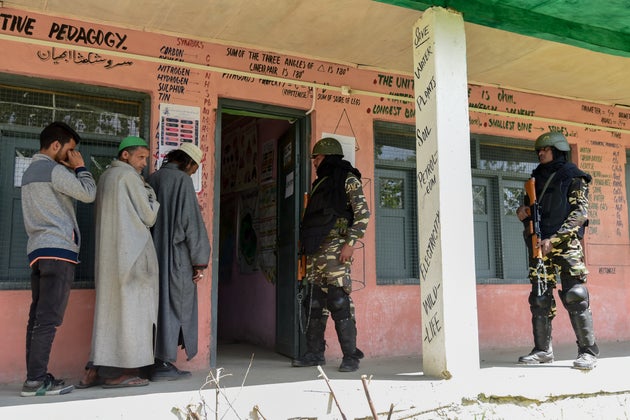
[538,172,556,203]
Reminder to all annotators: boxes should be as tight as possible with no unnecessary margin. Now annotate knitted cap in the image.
[179,142,203,165]
[118,136,149,153]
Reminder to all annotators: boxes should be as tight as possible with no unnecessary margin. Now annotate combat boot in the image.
[335,318,362,372]
[518,314,554,364]
[292,316,327,367]
[569,309,599,370]
[518,347,554,364]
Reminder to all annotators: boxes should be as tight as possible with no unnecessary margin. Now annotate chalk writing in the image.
[423,312,442,343]
[156,45,191,100]
[422,283,441,316]
[373,74,414,119]
[416,125,432,147]
[37,47,132,69]
[48,22,128,50]
[221,73,255,83]
[469,102,497,111]
[176,38,204,49]
[421,264,443,344]
[419,211,440,282]
[159,46,184,61]
[497,89,515,104]
[506,108,535,116]
[413,46,433,81]
[226,47,246,58]
[249,62,278,75]
[580,139,625,238]
[282,88,309,98]
[582,105,602,115]
[371,105,402,116]
[0,13,36,35]
[413,25,430,48]
[418,151,438,197]
[415,75,436,112]
[157,65,191,76]
[488,119,515,130]
[387,92,413,104]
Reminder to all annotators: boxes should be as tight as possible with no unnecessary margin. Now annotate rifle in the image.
[524,177,547,296]
[297,192,309,282]
[296,192,310,333]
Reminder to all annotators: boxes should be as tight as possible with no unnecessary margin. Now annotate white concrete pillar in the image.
[413,7,479,378]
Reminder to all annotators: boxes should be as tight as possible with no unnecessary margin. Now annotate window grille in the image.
[374,121,419,285]
[0,75,148,289]
[373,123,540,285]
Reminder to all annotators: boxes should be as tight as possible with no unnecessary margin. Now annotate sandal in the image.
[102,375,149,388]
[76,368,104,389]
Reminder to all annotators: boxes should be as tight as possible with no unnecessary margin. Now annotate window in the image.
[373,124,540,285]
[0,75,149,289]
[471,134,540,284]
[374,121,418,284]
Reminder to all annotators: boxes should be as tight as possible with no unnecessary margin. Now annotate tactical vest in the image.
[300,175,353,255]
[538,167,588,239]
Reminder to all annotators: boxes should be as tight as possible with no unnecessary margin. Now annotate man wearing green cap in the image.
[80,136,160,388]
[147,143,211,381]
[516,131,599,370]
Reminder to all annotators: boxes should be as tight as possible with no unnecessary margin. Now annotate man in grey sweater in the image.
[20,121,96,396]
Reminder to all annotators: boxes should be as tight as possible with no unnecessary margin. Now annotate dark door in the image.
[275,128,301,358]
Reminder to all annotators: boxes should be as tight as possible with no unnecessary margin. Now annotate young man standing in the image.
[21,121,96,396]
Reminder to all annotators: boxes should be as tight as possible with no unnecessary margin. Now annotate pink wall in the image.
[0,8,628,383]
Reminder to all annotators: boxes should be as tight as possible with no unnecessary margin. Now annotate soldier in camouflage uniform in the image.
[292,137,370,372]
[516,131,599,370]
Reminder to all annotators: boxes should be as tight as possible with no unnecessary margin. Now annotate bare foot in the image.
[77,367,102,388]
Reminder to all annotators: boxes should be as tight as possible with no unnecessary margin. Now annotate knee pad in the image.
[528,291,553,317]
[560,283,589,313]
[326,286,351,321]
[307,285,326,319]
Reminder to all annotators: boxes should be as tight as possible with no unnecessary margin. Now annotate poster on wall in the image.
[257,183,277,283]
[158,103,202,192]
[321,132,356,166]
[221,121,259,193]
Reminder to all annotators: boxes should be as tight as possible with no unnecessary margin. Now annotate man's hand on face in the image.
[61,149,86,170]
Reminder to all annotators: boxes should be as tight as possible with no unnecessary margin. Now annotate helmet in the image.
[311,137,343,157]
[179,142,203,165]
[534,131,570,152]
[118,136,149,153]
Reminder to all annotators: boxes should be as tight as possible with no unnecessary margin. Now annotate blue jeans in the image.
[25,259,75,381]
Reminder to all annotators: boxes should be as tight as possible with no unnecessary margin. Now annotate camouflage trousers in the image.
[305,231,355,319]
[528,235,588,318]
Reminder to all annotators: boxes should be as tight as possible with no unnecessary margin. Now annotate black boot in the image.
[569,309,599,370]
[518,315,554,364]
[292,316,327,367]
[335,318,362,372]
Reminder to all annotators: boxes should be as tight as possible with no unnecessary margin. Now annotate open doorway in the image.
[215,100,309,361]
